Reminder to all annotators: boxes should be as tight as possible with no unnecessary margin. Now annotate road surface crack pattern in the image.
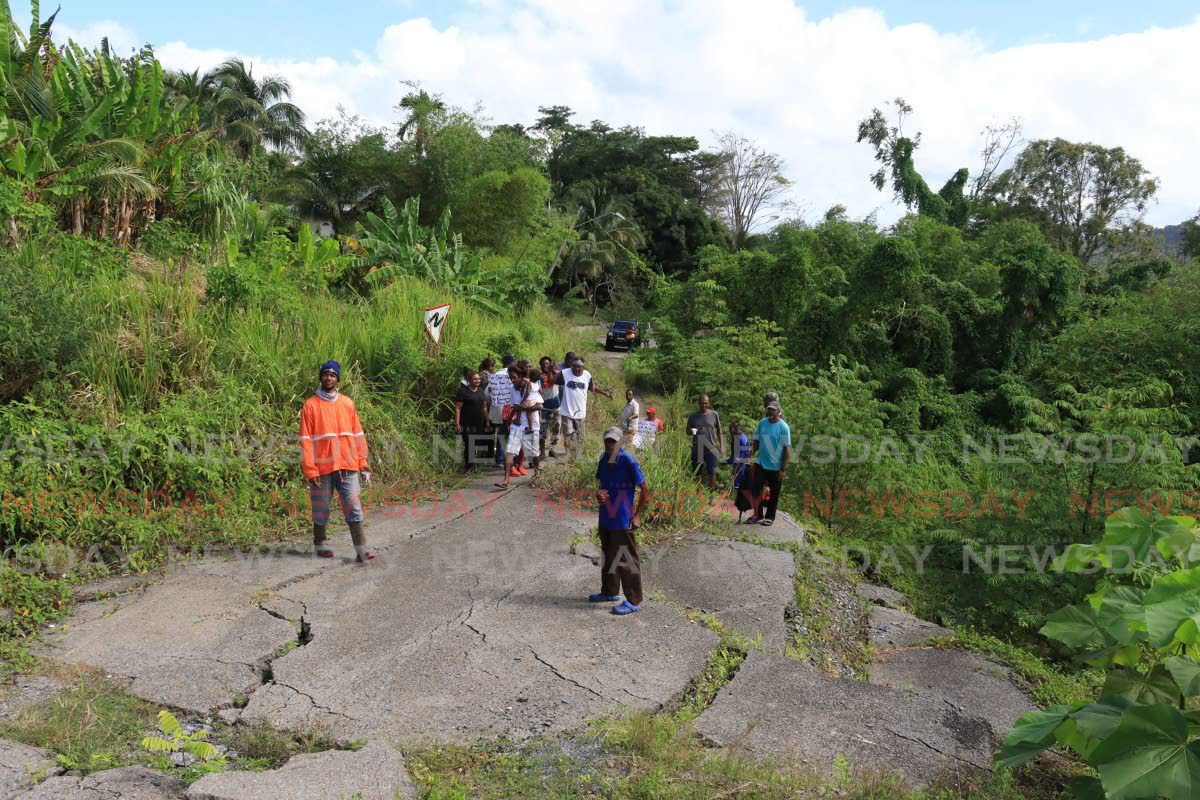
[528,646,606,700]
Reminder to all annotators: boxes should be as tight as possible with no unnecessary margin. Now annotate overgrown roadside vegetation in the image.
[0,662,354,784]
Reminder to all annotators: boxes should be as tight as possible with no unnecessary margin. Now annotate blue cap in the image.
[502,355,516,366]
[319,360,341,380]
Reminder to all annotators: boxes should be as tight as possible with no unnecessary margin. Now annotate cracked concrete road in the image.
[240,478,718,740]
[645,533,796,650]
[696,651,998,786]
[40,474,719,742]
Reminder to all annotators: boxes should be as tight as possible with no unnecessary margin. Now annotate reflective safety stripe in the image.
[299,432,367,441]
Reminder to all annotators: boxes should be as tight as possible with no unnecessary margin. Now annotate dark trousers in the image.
[758,468,782,520]
[461,430,490,469]
[599,526,643,605]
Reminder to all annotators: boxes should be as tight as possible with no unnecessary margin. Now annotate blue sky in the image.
[21,1,1200,224]
[23,0,1200,60]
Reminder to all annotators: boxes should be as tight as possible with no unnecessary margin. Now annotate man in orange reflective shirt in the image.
[299,360,375,561]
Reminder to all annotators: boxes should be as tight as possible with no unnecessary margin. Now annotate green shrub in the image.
[0,252,87,401]
[138,218,203,267]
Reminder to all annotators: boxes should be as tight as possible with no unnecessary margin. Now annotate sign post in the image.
[423,303,451,347]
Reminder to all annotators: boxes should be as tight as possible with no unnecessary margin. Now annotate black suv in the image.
[605,320,641,351]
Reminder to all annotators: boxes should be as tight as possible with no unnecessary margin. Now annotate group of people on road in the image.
[453,351,614,487]
[297,355,792,617]
[677,392,792,525]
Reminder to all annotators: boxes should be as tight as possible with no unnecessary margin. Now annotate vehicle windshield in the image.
[611,321,635,330]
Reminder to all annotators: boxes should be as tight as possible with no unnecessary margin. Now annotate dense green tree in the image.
[994,138,1159,265]
[1038,263,1200,427]
[1181,210,1200,261]
[271,116,407,234]
[545,114,726,272]
[455,166,550,252]
[417,114,541,224]
[973,219,1078,374]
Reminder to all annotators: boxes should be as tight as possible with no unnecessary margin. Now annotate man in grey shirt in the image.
[686,394,723,491]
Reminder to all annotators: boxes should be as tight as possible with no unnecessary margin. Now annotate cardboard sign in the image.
[423,303,451,345]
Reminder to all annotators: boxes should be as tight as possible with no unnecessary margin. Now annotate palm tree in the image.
[558,182,644,315]
[269,161,381,234]
[202,58,307,156]
[396,87,446,155]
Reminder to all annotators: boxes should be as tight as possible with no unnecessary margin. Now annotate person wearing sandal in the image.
[300,361,375,562]
[496,368,542,489]
[591,427,649,616]
[747,401,791,527]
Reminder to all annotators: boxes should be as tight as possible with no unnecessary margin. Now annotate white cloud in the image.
[56,19,139,54]
[129,2,1200,224]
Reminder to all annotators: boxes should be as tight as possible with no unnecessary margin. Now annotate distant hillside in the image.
[1158,222,1186,252]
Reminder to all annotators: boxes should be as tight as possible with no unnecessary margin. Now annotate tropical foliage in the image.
[0,5,217,242]
[2,8,1200,798]
[999,508,1200,799]
[356,196,539,312]
[140,710,221,762]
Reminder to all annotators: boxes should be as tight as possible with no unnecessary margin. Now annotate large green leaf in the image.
[1067,775,1105,800]
[996,705,1077,769]
[1102,507,1190,571]
[1090,704,1200,800]
[1096,585,1148,645]
[1056,543,1108,574]
[1166,656,1200,697]
[1071,699,1134,740]
[1041,603,1110,651]
[1081,644,1142,670]
[1101,666,1181,707]
[1144,567,1200,647]
[1158,517,1200,566]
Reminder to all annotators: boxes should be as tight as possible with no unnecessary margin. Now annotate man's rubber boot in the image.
[313,524,333,558]
[349,522,374,562]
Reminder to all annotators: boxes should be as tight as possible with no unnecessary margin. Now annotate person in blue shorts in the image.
[748,401,792,526]
[590,427,650,615]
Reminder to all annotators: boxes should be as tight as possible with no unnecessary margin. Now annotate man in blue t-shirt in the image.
[749,401,792,526]
[592,426,650,615]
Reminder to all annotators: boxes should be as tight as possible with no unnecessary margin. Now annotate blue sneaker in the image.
[589,593,620,603]
[611,600,641,616]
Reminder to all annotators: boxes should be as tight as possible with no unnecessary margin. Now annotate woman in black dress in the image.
[454,370,490,471]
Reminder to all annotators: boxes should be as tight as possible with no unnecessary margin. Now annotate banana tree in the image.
[357,196,506,312]
[0,1,238,242]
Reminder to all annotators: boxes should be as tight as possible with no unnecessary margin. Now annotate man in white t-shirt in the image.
[620,389,640,437]
[554,358,612,452]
